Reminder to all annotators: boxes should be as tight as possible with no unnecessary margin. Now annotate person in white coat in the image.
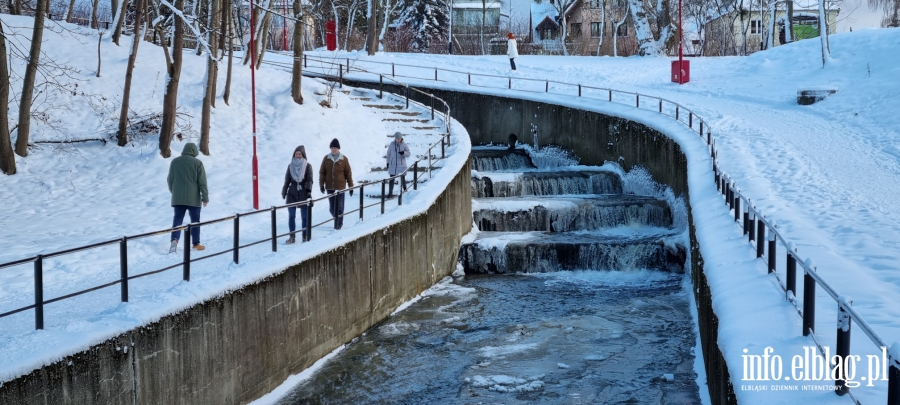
[386,132,411,197]
[507,33,519,70]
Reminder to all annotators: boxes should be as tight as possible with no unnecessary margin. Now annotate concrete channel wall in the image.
[0,161,473,405]
[345,79,736,404]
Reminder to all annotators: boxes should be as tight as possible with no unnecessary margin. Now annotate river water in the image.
[273,270,701,405]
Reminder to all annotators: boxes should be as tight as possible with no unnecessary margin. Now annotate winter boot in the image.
[286,234,296,244]
[192,243,206,251]
[169,240,178,254]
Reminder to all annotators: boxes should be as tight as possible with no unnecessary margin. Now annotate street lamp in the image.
[249,0,260,209]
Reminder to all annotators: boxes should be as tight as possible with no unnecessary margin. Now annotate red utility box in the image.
[326,20,336,51]
[671,60,690,84]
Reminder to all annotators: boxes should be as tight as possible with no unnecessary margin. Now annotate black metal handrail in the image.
[0,70,454,334]
[294,55,900,404]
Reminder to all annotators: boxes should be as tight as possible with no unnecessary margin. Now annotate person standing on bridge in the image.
[282,145,313,244]
[507,33,518,71]
[319,138,354,230]
[167,142,209,253]
[386,132,410,197]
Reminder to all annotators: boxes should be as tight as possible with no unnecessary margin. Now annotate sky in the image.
[2,13,900,405]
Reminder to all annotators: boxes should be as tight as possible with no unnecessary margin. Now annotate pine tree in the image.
[398,0,449,52]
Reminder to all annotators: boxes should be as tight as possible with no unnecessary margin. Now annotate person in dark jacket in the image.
[281,145,313,244]
[167,143,209,253]
[386,131,411,197]
[319,138,354,230]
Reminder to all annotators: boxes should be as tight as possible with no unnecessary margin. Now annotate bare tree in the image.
[200,0,220,155]
[546,0,577,55]
[117,0,146,146]
[869,0,899,26]
[14,0,49,157]
[223,0,234,104]
[610,0,628,56]
[292,0,304,104]
[817,0,830,66]
[158,0,184,158]
[366,0,377,54]
[0,21,15,174]
[111,0,128,44]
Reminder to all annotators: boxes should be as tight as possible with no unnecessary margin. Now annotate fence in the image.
[293,54,900,404]
[0,61,453,334]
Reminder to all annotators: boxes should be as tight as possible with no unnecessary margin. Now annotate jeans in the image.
[327,190,346,229]
[510,58,516,70]
[171,205,201,243]
[288,204,310,237]
[388,173,407,196]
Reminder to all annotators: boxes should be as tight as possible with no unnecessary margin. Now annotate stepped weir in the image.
[274,146,701,404]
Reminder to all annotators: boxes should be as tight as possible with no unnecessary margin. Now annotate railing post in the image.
[835,298,852,395]
[700,122,705,140]
[441,136,446,159]
[659,99,662,113]
[636,94,639,107]
[183,225,191,281]
[405,85,409,109]
[608,90,612,101]
[545,80,548,92]
[304,54,307,68]
[120,237,129,302]
[381,180,386,214]
[756,217,765,258]
[733,194,740,222]
[306,203,313,241]
[434,68,437,81]
[768,229,777,273]
[888,355,900,405]
[346,58,350,71]
[749,210,755,240]
[398,184,403,206]
[508,78,511,89]
[271,207,277,252]
[468,74,471,85]
[233,213,240,264]
[379,75,383,99]
[34,255,44,330]
[786,248,797,300]
[676,106,680,120]
[413,161,418,190]
[359,185,364,220]
[431,94,435,120]
[689,112,693,128]
[803,265,816,336]
[707,130,711,145]
[392,63,395,77]
[578,84,581,97]
[743,207,750,236]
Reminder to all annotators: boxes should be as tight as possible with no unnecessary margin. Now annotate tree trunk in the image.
[117,0,145,146]
[817,0,829,66]
[0,22,15,174]
[91,0,100,29]
[96,31,103,76]
[480,0,486,55]
[65,0,76,22]
[785,0,793,43]
[159,0,184,158]
[111,0,127,45]
[291,0,304,104]
[366,0,377,55]
[14,0,49,157]
[224,0,234,105]
[200,0,220,155]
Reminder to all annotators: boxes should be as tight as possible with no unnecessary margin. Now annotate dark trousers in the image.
[327,190,345,229]
[171,205,201,243]
[510,58,516,70]
[288,205,310,238]
[388,173,407,196]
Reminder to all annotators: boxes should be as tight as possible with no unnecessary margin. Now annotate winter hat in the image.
[293,145,306,159]
[507,32,514,39]
[329,138,341,149]
[393,132,403,140]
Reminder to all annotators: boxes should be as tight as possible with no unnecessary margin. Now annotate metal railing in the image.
[294,55,900,404]
[0,64,454,334]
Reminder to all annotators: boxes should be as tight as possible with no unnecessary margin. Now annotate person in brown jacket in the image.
[319,138,354,229]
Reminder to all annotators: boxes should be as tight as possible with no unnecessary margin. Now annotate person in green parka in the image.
[167,143,209,253]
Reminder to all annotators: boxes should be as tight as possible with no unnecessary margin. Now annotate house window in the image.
[616,24,627,37]
[571,23,582,37]
[541,28,557,40]
[590,22,602,37]
[590,0,602,7]
[751,19,761,34]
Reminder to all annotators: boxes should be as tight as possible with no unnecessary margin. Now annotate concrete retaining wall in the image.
[345,79,735,404]
[0,160,472,405]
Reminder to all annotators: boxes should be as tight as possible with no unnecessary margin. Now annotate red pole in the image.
[678,0,684,84]
[250,0,260,209]
[282,0,288,51]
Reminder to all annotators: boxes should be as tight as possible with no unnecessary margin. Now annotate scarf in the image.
[290,157,308,190]
[328,152,343,162]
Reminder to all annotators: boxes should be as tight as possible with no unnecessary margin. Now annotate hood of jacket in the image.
[181,143,199,157]
[293,145,307,159]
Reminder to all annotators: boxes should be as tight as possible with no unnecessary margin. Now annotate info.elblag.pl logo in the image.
[740,346,892,391]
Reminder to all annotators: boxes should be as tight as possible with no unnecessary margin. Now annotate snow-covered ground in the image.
[2,12,899,404]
